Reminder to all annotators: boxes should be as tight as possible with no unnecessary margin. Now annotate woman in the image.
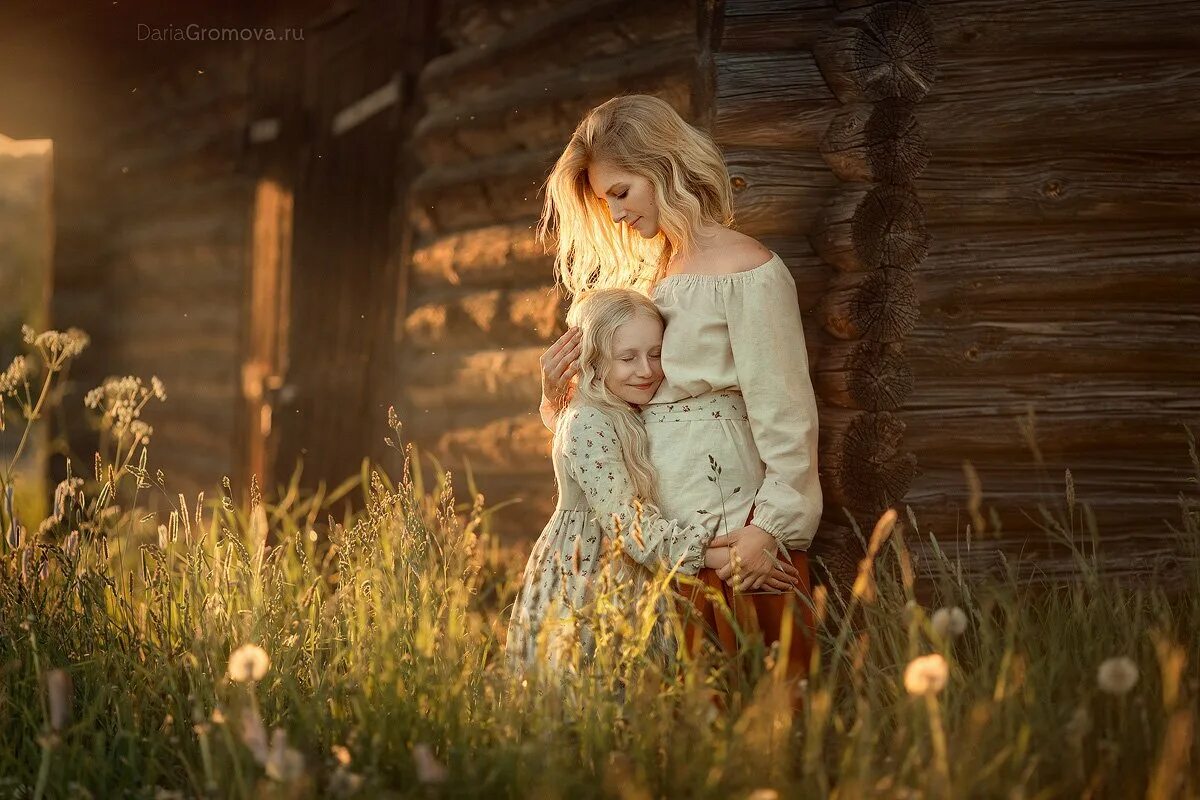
[534,94,822,693]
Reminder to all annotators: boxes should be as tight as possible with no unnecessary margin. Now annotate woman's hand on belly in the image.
[708,524,801,592]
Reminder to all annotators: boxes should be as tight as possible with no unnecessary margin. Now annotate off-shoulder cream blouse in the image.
[642,250,822,549]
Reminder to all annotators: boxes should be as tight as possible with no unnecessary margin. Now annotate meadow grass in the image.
[0,328,1196,799]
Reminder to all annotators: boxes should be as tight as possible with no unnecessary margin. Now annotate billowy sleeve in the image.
[562,406,713,575]
[724,265,823,549]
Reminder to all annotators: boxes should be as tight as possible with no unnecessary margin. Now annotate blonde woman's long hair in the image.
[536,94,734,302]
[559,288,666,512]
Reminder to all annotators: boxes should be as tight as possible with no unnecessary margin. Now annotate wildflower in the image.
[228,643,270,683]
[1097,656,1139,695]
[412,743,447,784]
[47,668,73,731]
[0,355,29,394]
[931,606,969,638]
[747,791,780,800]
[265,728,305,782]
[23,325,89,369]
[904,653,949,696]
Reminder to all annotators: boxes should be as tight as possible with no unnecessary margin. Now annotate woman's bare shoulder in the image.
[703,230,773,276]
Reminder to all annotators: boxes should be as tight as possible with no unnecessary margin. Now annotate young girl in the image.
[504,288,797,673]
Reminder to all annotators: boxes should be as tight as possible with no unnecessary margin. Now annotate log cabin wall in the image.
[716,0,1200,585]
[400,0,704,538]
[100,53,256,499]
[904,0,1200,583]
[48,44,257,504]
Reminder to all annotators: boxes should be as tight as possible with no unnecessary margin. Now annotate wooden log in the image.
[712,52,838,150]
[898,375,1200,460]
[809,182,929,272]
[820,268,919,343]
[725,149,839,238]
[820,100,929,183]
[406,346,544,409]
[413,72,693,168]
[917,225,1200,308]
[916,152,1200,227]
[719,0,838,51]
[411,222,553,289]
[415,37,694,131]
[820,408,918,515]
[807,519,865,594]
[718,51,1200,156]
[411,146,560,196]
[926,0,1200,56]
[437,416,553,472]
[402,285,566,351]
[815,339,913,411]
[422,0,694,107]
[813,2,939,103]
[906,308,1200,378]
[921,52,1200,154]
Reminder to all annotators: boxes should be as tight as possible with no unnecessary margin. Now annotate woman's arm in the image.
[538,327,582,431]
[724,261,823,551]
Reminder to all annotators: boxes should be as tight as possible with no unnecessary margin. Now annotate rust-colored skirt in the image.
[675,548,816,705]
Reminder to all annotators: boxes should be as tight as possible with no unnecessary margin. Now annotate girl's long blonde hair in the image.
[536,94,734,302]
[559,288,666,511]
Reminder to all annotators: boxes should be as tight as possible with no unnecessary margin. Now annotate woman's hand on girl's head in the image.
[540,326,583,410]
[709,524,801,592]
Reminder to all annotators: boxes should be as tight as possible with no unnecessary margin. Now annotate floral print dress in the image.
[504,403,714,673]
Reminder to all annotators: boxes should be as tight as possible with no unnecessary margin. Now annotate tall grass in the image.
[0,328,1196,799]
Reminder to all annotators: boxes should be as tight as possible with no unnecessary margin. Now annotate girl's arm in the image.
[562,406,713,576]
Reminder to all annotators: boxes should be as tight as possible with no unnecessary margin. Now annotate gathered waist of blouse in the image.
[639,389,748,424]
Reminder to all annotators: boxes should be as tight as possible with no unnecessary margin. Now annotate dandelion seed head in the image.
[227,643,270,682]
[931,606,969,638]
[1097,656,1139,695]
[903,653,949,696]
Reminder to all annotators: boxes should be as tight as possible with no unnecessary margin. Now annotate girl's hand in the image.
[704,545,730,571]
[709,524,800,592]
[539,327,582,418]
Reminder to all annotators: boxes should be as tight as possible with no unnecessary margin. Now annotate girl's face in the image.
[602,312,664,406]
[586,160,658,238]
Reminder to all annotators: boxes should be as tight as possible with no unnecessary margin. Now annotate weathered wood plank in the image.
[926,0,1200,55]
[726,149,839,237]
[906,309,1200,377]
[719,0,837,51]
[897,375,1200,459]
[713,51,1200,153]
[917,225,1200,308]
[917,152,1200,226]
[422,0,694,107]
[402,284,566,351]
[719,0,1200,55]
[406,345,544,409]
[410,221,554,289]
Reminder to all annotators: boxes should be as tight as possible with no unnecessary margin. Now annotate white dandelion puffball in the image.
[1096,656,1139,696]
[931,606,969,638]
[228,643,271,683]
[904,653,949,696]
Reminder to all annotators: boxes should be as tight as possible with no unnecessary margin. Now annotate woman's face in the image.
[586,160,658,238]
[601,312,664,406]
